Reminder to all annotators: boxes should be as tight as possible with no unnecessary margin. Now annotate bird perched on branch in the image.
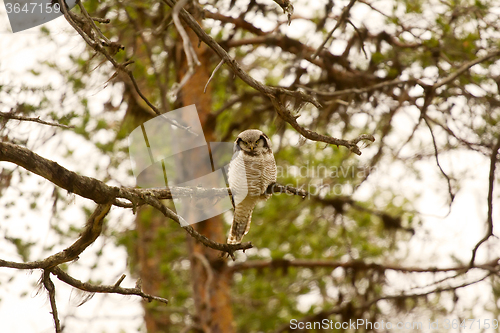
[227,129,277,244]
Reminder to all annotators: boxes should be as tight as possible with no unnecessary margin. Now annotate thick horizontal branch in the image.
[0,142,120,204]
[116,183,308,202]
[0,142,306,257]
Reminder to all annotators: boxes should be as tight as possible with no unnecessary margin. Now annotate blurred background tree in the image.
[1,0,500,332]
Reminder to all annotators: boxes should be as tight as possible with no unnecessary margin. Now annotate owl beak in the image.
[250,146,254,151]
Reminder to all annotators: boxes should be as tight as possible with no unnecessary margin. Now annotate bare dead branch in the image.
[77,1,111,45]
[298,78,416,97]
[423,116,455,206]
[270,98,375,155]
[204,59,224,93]
[161,0,322,109]
[43,270,62,333]
[274,271,493,333]
[0,203,111,270]
[229,257,500,274]
[142,194,253,259]
[204,10,266,36]
[433,50,500,90]
[91,16,110,24]
[62,0,374,156]
[114,274,126,287]
[57,0,196,135]
[311,0,357,60]
[51,266,169,304]
[0,111,74,129]
[470,135,500,266]
[0,141,120,204]
[170,0,201,95]
[0,142,252,257]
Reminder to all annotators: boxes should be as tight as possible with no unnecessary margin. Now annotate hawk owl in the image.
[227,129,277,244]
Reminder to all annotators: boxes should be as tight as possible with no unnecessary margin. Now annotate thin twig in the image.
[274,272,493,333]
[298,79,416,97]
[77,0,111,45]
[58,0,196,135]
[0,203,111,270]
[43,270,62,333]
[161,0,321,109]
[163,0,375,155]
[114,274,126,287]
[171,0,201,95]
[0,111,74,129]
[423,116,455,206]
[204,59,224,93]
[433,50,500,90]
[311,0,357,60]
[51,267,169,304]
[470,135,500,266]
[270,97,375,155]
[91,17,110,23]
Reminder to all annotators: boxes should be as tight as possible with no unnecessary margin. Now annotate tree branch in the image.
[274,271,494,333]
[0,111,75,129]
[0,141,306,257]
[298,78,417,97]
[162,0,320,107]
[271,98,375,155]
[0,141,120,204]
[43,270,62,333]
[51,267,169,304]
[58,0,196,136]
[0,203,111,270]
[162,0,376,155]
[433,50,500,90]
[311,0,357,60]
[230,257,500,273]
[470,135,500,266]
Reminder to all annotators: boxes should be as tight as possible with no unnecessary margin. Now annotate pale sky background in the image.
[1,0,499,332]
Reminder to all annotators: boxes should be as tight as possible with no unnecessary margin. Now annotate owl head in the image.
[234,129,272,155]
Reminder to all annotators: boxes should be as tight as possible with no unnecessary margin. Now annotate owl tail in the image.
[227,198,258,244]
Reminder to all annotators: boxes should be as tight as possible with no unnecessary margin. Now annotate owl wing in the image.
[260,152,277,196]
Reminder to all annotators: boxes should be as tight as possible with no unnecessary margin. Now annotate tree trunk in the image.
[133,3,235,332]
[177,5,235,332]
